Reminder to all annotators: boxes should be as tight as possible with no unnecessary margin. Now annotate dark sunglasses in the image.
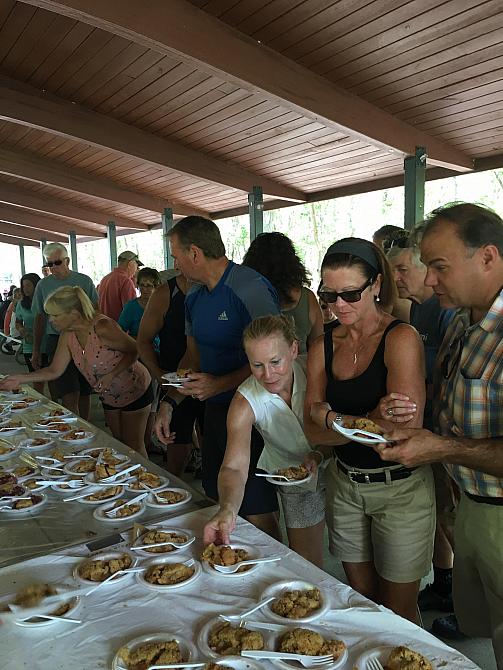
[318,276,374,304]
[45,259,66,268]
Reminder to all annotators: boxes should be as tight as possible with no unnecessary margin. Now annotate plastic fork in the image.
[117,664,205,670]
[254,471,291,481]
[38,480,85,489]
[100,463,141,483]
[241,651,334,667]
[131,535,195,551]
[84,567,145,595]
[104,492,148,517]
[212,555,282,574]
[219,596,276,622]
[366,659,385,670]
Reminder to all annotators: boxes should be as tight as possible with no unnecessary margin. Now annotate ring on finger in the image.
[386,408,393,416]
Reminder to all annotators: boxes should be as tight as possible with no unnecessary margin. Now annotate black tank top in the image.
[325,320,401,469]
[158,277,187,372]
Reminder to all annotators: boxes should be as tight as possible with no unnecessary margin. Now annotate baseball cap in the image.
[118,250,143,266]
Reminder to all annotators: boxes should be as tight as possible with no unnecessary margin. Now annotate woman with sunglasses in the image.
[304,237,434,622]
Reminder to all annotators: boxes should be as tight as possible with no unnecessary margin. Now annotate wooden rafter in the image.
[0,233,39,247]
[0,147,206,217]
[0,181,148,230]
[0,204,103,237]
[0,75,305,202]
[17,0,474,172]
[0,221,67,243]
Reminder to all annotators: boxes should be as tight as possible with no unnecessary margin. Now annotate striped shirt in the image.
[433,289,503,497]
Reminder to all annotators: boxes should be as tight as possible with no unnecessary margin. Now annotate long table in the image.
[0,390,208,568]
[0,506,480,669]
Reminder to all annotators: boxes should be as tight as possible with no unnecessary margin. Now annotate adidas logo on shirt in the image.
[218,311,228,321]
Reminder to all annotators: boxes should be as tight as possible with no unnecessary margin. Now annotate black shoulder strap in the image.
[324,328,334,377]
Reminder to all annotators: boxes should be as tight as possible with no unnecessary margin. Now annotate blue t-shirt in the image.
[118,298,144,338]
[185,262,279,403]
[32,271,98,336]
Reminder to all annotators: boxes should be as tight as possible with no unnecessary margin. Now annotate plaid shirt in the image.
[433,289,503,497]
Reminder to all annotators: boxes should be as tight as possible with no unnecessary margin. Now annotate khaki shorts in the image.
[432,462,458,528]
[453,494,503,667]
[326,459,435,583]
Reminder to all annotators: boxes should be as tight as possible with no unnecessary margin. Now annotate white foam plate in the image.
[18,437,54,451]
[136,556,202,592]
[162,372,193,383]
[112,632,197,670]
[331,421,389,445]
[201,542,261,579]
[269,625,348,670]
[32,420,74,433]
[76,485,124,505]
[79,447,130,465]
[7,465,39,481]
[265,470,313,487]
[58,430,95,446]
[73,550,138,586]
[145,487,192,510]
[0,492,47,515]
[197,616,273,659]
[131,526,194,557]
[51,478,87,495]
[0,424,24,437]
[64,458,97,476]
[260,580,331,624]
[93,498,147,523]
[199,658,264,670]
[124,473,169,493]
[8,402,31,414]
[40,410,78,422]
[0,444,19,460]
[23,478,49,493]
[12,596,81,628]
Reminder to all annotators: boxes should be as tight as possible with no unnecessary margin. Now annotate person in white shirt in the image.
[203,314,326,567]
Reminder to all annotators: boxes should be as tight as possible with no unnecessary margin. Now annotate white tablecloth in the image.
[0,505,480,670]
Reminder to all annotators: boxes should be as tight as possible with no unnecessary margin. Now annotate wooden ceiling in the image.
[0,0,502,246]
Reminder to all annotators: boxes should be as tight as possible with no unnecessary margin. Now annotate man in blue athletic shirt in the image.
[154,216,281,539]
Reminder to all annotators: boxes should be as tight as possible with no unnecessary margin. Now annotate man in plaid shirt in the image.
[378,203,503,669]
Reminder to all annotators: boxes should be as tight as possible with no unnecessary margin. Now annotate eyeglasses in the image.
[45,259,66,268]
[318,277,374,304]
[138,283,156,289]
[441,331,465,379]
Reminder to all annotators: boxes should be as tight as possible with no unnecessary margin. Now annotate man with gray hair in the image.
[31,242,98,418]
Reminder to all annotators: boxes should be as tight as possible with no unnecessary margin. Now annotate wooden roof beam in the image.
[17,0,473,173]
[0,76,305,202]
[0,221,67,243]
[0,147,206,218]
[0,204,103,237]
[0,233,39,248]
[0,181,148,231]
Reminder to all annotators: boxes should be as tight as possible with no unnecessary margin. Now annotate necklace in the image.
[351,312,383,366]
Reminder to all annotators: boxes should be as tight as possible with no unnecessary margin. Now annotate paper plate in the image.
[201,542,261,579]
[136,556,202,592]
[112,632,197,670]
[93,498,147,523]
[269,625,348,670]
[73,550,138,586]
[145,487,192,510]
[260,580,331,624]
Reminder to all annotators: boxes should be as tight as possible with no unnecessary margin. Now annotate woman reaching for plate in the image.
[304,237,434,622]
[0,286,152,457]
[203,314,326,567]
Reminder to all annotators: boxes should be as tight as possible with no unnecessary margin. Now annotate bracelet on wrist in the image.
[324,409,333,429]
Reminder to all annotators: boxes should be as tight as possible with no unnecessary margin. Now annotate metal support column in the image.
[161,207,174,269]
[40,239,47,264]
[404,147,426,231]
[107,222,117,271]
[248,186,264,241]
[68,231,78,271]
[19,245,25,276]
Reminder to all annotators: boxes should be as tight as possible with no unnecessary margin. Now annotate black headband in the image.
[322,238,380,273]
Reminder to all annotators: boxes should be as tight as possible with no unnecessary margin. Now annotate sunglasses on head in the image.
[318,276,374,304]
[45,259,66,268]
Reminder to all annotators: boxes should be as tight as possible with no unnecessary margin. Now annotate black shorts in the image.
[45,334,92,398]
[170,396,205,444]
[202,401,278,517]
[102,384,154,412]
[24,353,48,372]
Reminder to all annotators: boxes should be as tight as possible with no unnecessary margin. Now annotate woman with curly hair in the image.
[242,232,323,353]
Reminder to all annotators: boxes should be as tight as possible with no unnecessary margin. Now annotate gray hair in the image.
[386,244,424,268]
[43,242,68,259]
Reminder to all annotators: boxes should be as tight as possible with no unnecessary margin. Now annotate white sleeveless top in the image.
[237,359,311,473]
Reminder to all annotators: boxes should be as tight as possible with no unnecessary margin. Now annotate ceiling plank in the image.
[0,203,102,237]
[0,221,67,242]
[17,0,473,172]
[0,233,39,247]
[0,181,149,230]
[0,75,305,202]
[0,146,207,217]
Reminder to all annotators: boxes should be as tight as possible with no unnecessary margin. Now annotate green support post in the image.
[19,244,25,276]
[404,147,426,231]
[68,231,78,271]
[248,186,264,241]
[107,222,117,271]
[162,207,174,269]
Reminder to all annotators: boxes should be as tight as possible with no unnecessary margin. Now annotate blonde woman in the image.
[0,286,152,456]
[203,314,325,567]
